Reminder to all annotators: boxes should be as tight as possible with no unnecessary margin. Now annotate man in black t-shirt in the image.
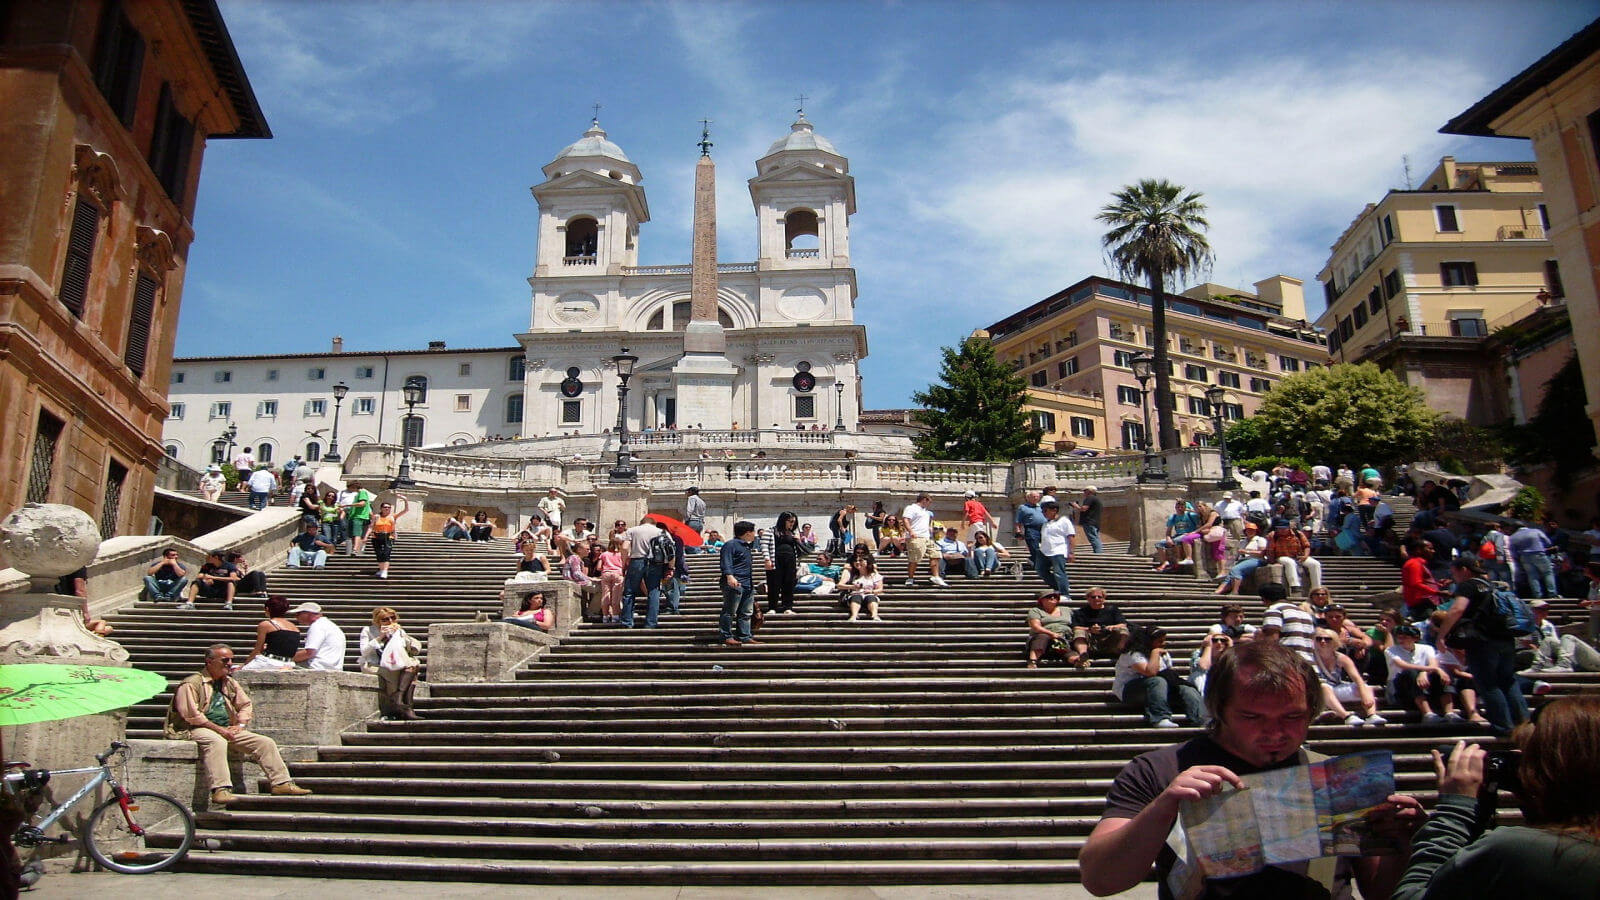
[144,548,189,603]
[1069,587,1130,659]
[1080,641,1423,899]
[183,551,238,611]
[1435,558,1528,737]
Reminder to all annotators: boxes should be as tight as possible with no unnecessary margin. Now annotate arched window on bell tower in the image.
[564,217,598,264]
[784,209,819,259]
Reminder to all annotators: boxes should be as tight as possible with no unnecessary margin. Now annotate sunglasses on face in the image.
[1315,636,1336,643]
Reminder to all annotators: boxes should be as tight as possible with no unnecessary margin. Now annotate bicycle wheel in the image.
[83,791,194,874]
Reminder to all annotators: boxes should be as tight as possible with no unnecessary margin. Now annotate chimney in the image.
[331,336,343,353]
[428,341,446,351]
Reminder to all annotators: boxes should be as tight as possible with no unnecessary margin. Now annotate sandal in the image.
[1026,661,1039,669]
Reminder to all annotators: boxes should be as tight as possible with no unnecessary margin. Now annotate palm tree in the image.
[1097,179,1213,452]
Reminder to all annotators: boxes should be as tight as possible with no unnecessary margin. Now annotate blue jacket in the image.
[720,537,754,582]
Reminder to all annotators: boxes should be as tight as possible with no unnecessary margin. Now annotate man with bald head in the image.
[1014,490,1047,582]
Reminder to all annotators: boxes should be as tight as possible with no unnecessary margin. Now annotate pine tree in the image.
[912,336,1044,461]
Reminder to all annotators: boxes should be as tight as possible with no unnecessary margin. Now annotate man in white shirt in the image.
[1038,499,1076,595]
[245,466,278,511]
[900,492,948,588]
[1311,464,1332,484]
[936,526,976,578]
[621,518,667,628]
[1214,491,1245,539]
[1244,490,1272,522]
[537,488,565,530]
[291,602,346,671]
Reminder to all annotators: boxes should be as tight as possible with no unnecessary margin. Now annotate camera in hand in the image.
[1438,745,1521,833]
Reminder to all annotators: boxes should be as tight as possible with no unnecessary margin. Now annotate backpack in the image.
[647,530,675,565]
[1473,578,1536,639]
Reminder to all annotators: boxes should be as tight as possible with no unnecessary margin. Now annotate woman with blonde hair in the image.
[359,606,420,720]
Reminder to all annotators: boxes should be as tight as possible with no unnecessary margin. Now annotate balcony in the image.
[563,256,598,266]
[785,248,820,259]
[1212,347,1237,362]
[1496,225,1546,241]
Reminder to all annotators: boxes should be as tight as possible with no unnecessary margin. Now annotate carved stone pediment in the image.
[135,226,178,274]
[72,144,125,209]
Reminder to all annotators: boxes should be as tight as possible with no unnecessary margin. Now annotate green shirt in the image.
[349,489,374,522]
[204,680,231,726]
[1027,607,1072,635]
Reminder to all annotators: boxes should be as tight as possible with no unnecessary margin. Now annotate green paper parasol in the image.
[0,664,168,727]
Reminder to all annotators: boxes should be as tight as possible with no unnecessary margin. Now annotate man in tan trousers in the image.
[164,643,313,806]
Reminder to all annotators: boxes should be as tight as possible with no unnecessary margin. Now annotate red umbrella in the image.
[645,513,704,548]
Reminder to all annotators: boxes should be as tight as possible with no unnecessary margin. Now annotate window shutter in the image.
[59,199,100,318]
[125,273,158,377]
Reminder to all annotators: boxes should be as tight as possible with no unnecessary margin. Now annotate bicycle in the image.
[3,740,195,875]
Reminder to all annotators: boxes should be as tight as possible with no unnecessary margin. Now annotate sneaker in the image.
[1422,713,1446,726]
[1364,714,1388,726]
[377,571,388,579]
[1519,664,1573,676]
[1532,680,1554,696]
[270,782,313,796]
[847,616,859,622]
[930,576,950,587]
[902,579,917,587]
[177,602,196,610]
[209,788,237,805]
[782,609,797,615]
[222,602,233,611]
[1153,719,1181,729]
[1445,712,1465,723]
[1344,714,1365,727]
[870,615,883,622]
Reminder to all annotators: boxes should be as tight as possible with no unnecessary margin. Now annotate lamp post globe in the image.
[834,380,846,431]
[1204,384,1232,489]
[609,348,639,483]
[392,376,425,488]
[325,382,350,463]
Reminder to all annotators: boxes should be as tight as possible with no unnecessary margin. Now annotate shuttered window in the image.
[148,84,194,206]
[93,2,144,127]
[100,460,128,539]
[59,199,100,318]
[125,273,158,377]
[28,411,65,504]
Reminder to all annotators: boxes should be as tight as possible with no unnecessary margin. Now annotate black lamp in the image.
[609,348,639,483]
[325,381,349,463]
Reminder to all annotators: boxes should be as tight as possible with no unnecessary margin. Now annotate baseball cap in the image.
[1393,624,1421,638]
[1271,518,1290,529]
[289,602,323,615]
[1529,599,1550,609]
[963,490,976,498]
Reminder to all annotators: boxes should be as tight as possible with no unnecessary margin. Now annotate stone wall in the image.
[151,486,250,541]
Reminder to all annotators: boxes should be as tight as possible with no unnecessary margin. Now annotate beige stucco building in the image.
[1444,18,1600,472]
[0,0,265,535]
[986,275,1327,451]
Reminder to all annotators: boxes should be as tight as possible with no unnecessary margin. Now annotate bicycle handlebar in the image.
[94,741,129,766]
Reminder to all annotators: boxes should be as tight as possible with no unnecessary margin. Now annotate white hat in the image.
[1084,485,1098,493]
[963,490,976,498]
[1221,491,1233,499]
[289,602,322,615]
[207,464,222,473]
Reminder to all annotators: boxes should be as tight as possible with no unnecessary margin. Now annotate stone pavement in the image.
[30,872,1160,898]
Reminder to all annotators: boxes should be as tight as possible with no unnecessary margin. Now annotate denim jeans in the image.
[664,576,683,614]
[621,558,664,628]
[287,547,327,568]
[1520,552,1557,598]
[248,490,269,510]
[1046,554,1070,595]
[972,546,998,574]
[1465,639,1528,735]
[719,579,754,641]
[143,575,187,601]
[1082,524,1102,554]
[1222,556,1264,587]
[1122,675,1204,725]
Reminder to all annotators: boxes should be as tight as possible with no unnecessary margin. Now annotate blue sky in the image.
[183,0,1598,409]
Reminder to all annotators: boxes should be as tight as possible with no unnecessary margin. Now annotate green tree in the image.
[1222,416,1268,461]
[1501,354,1596,490]
[1250,363,1437,467]
[1097,179,1214,452]
[912,336,1043,461]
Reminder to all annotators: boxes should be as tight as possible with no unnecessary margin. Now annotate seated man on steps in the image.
[287,521,336,568]
[936,526,977,578]
[164,643,312,807]
[143,547,189,603]
[183,550,238,610]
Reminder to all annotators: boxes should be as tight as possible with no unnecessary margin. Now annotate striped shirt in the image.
[1263,602,1317,659]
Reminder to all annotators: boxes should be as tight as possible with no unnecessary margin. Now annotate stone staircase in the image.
[101,521,1596,885]
[114,534,512,740]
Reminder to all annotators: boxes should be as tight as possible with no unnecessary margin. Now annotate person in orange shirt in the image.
[368,496,410,580]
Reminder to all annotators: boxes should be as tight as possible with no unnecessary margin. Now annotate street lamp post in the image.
[1129,352,1166,483]
[212,421,238,465]
[1204,384,1233,489]
[834,380,846,431]
[608,348,639,483]
[324,382,349,462]
[392,376,425,489]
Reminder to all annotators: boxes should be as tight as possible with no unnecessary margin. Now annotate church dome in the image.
[554,121,632,164]
[765,114,840,157]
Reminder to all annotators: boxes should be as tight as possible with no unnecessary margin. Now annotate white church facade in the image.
[516,116,868,436]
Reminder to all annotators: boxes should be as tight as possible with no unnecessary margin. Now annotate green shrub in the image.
[1508,485,1544,522]
[221,463,240,491]
[1236,455,1310,474]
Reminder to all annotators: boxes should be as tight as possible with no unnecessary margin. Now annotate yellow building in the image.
[0,0,267,534]
[1316,158,1559,360]
[1019,385,1109,453]
[986,275,1327,451]
[1443,17,1600,467]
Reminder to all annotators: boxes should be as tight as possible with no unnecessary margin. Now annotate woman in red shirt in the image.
[1400,537,1445,620]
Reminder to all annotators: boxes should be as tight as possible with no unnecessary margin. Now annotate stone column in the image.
[595,483,651,533]
[1124,485,1190,557]
[0,504,131,779]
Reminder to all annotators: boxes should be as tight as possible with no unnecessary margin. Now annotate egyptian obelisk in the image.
[672,122,738,429]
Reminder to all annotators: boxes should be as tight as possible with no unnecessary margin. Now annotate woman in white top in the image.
[843,557,884,622]
[1112,626,1204,728]
[199,465,226,503]
[1214,521,1268,595]
[359,606,421,721]
[1311,627,1387,727]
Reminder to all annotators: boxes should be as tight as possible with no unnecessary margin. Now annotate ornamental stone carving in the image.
[0,607,129,662]
[72,144,125,210]
[135,226,178,274]
[0,504,100,585]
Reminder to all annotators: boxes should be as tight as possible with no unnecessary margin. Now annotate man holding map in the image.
[1080,641,1424,899]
